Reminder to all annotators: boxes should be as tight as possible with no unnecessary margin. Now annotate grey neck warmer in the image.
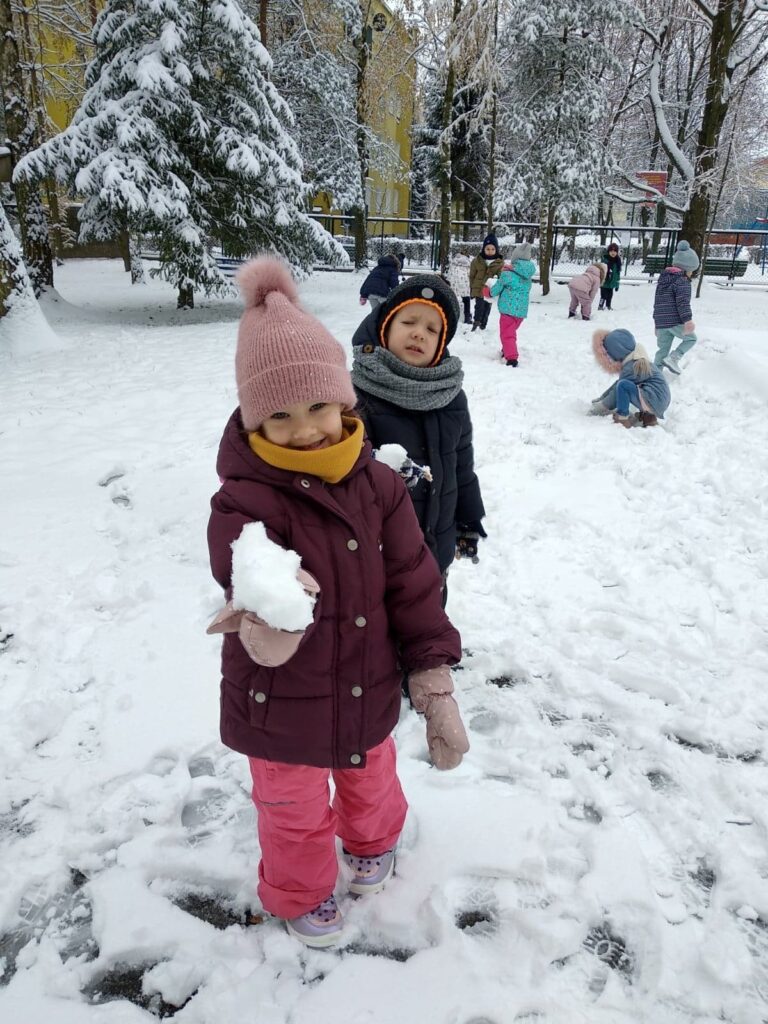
[352,346,464,411]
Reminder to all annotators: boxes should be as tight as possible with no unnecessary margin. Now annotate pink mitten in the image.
[408,666,469,770]
[683,321,695,334]
[206,602,303,666]
[482,285,491,300]
[359,296,367,306]
[206,570,320,668]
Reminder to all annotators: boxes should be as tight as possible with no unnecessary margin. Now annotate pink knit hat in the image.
[235,257,356,430]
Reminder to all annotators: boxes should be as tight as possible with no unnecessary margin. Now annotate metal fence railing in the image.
[309,214,768,282]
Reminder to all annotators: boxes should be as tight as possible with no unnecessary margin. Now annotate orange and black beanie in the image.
[374,274,461,367]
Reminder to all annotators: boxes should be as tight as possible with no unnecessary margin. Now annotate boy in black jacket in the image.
[351,274,486,604]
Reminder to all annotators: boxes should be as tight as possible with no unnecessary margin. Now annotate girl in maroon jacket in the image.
[206,258,467,949]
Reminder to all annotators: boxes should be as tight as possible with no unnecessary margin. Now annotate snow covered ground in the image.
[1,260,768,1024]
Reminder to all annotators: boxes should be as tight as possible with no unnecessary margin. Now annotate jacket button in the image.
[300,479,311,489]
[350,753,362,765]
[354,616,367,628]
[347,539,359,551]
[351,686,363,697]
[253,691,266,704]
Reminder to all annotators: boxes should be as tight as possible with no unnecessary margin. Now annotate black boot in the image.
[598,300,605,310]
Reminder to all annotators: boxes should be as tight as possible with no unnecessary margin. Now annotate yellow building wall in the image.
[362,0,415,237]
[17,0,97,133]
[298,0,415,238]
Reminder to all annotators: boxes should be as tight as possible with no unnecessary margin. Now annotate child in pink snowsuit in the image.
[486,242,537,366]
[206,257,468,949]
[568,263,606,321]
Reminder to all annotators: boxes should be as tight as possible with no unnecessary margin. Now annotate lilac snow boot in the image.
[343,848,396,895]
[286,894,344,947]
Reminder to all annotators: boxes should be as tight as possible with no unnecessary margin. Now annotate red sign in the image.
[635,170,668,207]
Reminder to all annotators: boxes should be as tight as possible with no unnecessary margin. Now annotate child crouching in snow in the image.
[568,262,606,321]
[591,328,670,428]
[206,258,468,949]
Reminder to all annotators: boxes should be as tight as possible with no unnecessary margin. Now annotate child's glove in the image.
[398,455,432,489]
[455,521,487,564]
[683,320,695,334]
[371,445,432,489]
[206,570,320,667]
[408,666,469,770]
[482,277,498,301]
[359,296,367,306]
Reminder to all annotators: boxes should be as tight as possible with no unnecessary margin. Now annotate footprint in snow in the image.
[444,876,501,937]
[734,911,768,1007]
[82,961,189,1018]
[97,468,126,487]
[0,869,98,984]
[553,923,634,999]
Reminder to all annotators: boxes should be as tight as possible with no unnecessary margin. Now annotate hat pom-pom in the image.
[237,257,300,309]
[676,240,691,251]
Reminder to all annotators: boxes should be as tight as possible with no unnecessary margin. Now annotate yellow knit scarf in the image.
[248,416,364,484]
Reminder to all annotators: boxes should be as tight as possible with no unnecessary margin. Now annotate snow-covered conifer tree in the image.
[0,202,34,319]
[16,0,345,307]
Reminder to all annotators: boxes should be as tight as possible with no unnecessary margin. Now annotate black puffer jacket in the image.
[352,318,485,573]
[360,256,400,299]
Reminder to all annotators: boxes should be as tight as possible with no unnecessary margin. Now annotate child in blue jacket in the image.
[487,242,536,367]
[653,240,699,374]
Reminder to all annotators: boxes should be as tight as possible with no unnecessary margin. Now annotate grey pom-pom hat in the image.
[671,240,700,272]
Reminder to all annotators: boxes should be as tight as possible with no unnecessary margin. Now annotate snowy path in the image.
[1,262,767,1023]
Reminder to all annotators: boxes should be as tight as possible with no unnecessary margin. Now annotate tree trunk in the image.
[598,196,606,246]
[0,0,53,295]
[539,201,555,295]
[118,230,131,272]
[438,0,462,273]
[351,16,371,269]
[177,284,194,309]
[17,4,65,264]
[652,198,667,254]
[680,0,737,255]
[259,0,268,49]
[485,0,498,233]
[486,89,497,234]
[564,209,578,259]
[130,236,145,284]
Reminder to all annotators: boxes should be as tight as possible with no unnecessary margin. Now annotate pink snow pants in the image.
[568,283,593,318]
[248,736,407,919]
[500,314,524,361]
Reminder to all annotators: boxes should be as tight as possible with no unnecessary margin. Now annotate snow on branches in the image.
[15,0,346,301]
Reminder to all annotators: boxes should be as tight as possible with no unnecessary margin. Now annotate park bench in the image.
[642,252,747,283]
[142,250,353,277]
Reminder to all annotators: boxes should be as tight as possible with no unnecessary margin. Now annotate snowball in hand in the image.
[374,443,411,473]
[231,522,315,632]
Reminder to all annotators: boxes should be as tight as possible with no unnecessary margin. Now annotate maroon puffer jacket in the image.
[208,410,462,769]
